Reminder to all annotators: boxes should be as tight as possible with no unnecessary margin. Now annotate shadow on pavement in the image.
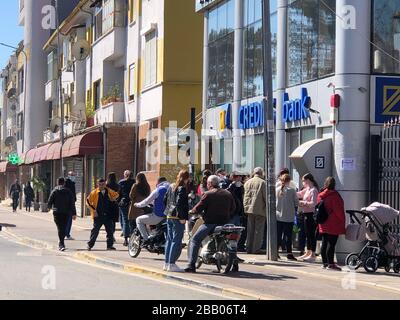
[0,223,16,228]
[198,270,298,281]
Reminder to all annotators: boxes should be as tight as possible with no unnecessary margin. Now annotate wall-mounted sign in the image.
[315,156,325,169]
[341,158,356,171]
[283,88,311,123]
[239,101,264,130]
[219,103,232,131]
[375,77,400,123]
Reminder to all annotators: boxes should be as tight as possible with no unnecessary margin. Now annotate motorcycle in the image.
[188,215,244,274]
[128,219,167,258]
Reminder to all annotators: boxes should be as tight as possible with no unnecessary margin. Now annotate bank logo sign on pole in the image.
[375,77,400,123]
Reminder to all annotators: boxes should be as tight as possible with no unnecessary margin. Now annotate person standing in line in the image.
[276,174,299,261]
[24,182,34,212]
[215,168,230,189]
[297,173,319,262]
[243,167,267,254]
[118,170,136,246]
[64,171,77,240]
[197,170,212,196]
[9,179,22,213]
[128,172,151,233]
[317,177,346,271]
[227,172,245,226]
[107,172,121,244]
[86,179,120,251]
[164,170,190,272]
[47,177,76,251]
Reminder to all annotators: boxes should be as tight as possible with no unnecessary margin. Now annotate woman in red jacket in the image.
[317,177,346,271]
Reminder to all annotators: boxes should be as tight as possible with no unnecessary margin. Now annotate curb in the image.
[73,252,274,300]
[2,227,272,300]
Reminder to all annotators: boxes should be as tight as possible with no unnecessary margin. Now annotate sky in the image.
[0,0,24,71]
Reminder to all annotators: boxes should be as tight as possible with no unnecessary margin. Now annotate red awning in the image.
[62,132,103,158]
[46,142,62,160]
[0,162,17,173]
[33,144,52,163]
[24,148,37,165]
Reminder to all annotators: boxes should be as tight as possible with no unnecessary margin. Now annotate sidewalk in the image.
[1,206,400,300]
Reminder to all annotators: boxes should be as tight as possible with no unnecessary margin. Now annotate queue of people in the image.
[44,166,345,272]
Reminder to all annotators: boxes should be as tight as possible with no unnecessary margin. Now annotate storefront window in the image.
[219,138,233,173]
[287,0,335,87]
[254,134,265,169]
[208,0,235,108]
[373,0,400,74]
[300,126,315,144]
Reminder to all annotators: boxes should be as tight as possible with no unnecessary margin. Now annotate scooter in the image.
[188,215,244,274]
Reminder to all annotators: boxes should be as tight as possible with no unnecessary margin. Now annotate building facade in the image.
[197,0,400,260]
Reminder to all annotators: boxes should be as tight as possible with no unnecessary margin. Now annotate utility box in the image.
[289,138,333,188]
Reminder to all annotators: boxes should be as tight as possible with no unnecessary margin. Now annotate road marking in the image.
[17,251,43,257]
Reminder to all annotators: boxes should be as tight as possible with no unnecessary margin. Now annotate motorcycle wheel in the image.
[223,252,236,274]
[215,240,229,273]
[394,263,400,274]
[128,229,142,258]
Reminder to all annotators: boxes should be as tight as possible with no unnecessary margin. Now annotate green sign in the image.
[8,153,21,165]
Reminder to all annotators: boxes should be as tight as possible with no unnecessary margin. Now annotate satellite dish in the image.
[72,40,90,61]
[7,88,16,99]
[5,136,17,150]
[50,117,62,133]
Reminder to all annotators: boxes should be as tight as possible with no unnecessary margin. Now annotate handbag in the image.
[118,197,131,208]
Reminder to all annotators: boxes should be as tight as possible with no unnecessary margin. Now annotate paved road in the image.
[0,237,228,300]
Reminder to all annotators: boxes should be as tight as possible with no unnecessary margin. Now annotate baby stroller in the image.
[345,202,400,273]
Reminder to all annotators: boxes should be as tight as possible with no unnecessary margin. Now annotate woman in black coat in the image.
[24,182,35,212]
[107,172,121,242]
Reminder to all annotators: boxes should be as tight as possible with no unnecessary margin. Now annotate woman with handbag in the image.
[128,173,151,240]
[163,170,190,272]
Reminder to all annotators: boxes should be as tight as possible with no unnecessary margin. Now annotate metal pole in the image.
[262,0,278,261]
[55,0,64,177]
[189,107,196,178]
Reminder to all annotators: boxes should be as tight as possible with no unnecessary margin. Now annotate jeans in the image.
[54,213,69,248]
[304,212,317,252]
[297,213,306,252]
[237,215,247,251]
[321,233,339,265]
[65,215,73,238]
[188,223,217,268]
[277,221,294,254]
[12,197,19,212]
[88,215,115,248]
[165,219,185,264]
[229,215,241,226]
[136,213,165,241]
[119,207,130,238]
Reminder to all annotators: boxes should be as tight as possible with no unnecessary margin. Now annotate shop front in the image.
[0,162,18,201]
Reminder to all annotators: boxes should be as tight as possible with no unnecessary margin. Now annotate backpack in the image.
[314,200,329,224]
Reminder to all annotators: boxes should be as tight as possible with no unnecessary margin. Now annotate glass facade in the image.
[287,0,335,87]
[207,0,235,108]
[373,0,400,74]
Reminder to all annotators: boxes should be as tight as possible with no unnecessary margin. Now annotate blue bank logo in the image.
[283,88,311,123]
[375,77,400,123]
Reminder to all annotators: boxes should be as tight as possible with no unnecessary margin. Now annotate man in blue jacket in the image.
[134,177,170,245]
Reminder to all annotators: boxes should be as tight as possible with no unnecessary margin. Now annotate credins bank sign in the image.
[283,88,311,123]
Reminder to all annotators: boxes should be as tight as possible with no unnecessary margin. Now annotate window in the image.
[16,112,23,141]
[47,51,58,82]
[300,126,315,144]
[95,6,103,40]
[103,0,115,34]
[254,134,265,169]
[94,0,127,41]
[18,67,24,95]
[128,63,136,101]
[93,80,101,110]
[144,31,157,87]
[373,0,400,74]
[207,0,235,108]
[287,0,335,87]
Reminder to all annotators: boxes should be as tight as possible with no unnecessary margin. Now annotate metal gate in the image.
[371,121,400,232]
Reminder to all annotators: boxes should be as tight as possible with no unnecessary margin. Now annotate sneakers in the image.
[184,267,196,273]
[287,254,297,261]
[107,246,117,251]
[87,245,92,251]
[327,264,342,271]
[123,239,129,247]
[59,246,66,252]
[66,236,74,241]
[163,263,169,271]
[167,264,183,273]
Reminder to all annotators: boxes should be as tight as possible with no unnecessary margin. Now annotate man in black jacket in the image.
[48,177,76,251]
[9,179,22,213]
[185,175,236,273]
[118,170,135,246]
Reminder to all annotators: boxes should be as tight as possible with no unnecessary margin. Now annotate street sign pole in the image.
[262,0,278,261]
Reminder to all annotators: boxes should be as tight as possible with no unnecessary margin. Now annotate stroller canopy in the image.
[361,202,400,225]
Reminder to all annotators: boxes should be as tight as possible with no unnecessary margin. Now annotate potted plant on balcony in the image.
[109,84,123,103]
[86,99,96,127]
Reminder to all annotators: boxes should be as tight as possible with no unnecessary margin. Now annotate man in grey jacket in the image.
[243,167,267,254]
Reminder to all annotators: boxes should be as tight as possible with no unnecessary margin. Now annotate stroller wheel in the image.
[364,256,379,273]
[384,265,391,273]
[394,263,400,274]
[345,253,362,270]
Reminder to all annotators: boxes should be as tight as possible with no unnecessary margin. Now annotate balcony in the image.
[45,80,57,102]
[93,27,126,64]
[95,102,125,125]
